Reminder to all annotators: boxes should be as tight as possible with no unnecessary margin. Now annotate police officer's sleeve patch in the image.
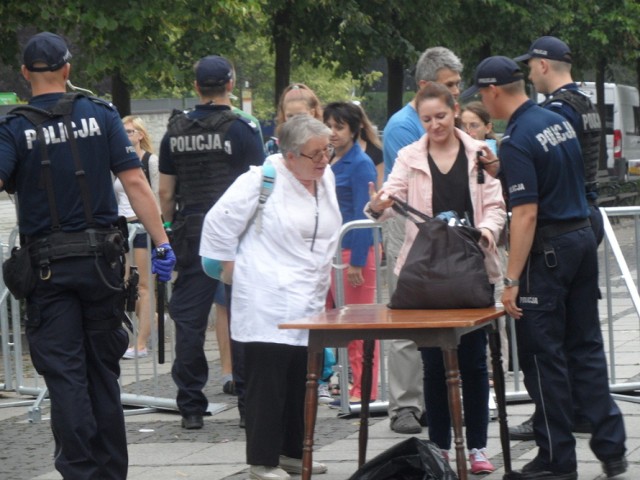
[87,96,117,111]
[237,115,259,133]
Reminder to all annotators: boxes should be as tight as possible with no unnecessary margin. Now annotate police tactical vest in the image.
[542,89,600,194]
[166,109,238,210]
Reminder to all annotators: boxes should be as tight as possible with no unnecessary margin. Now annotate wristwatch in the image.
[367,206,382,219]
[504,277,520,287]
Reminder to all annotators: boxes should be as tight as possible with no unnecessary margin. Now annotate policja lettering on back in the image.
[169,132,231,153]
[24,116,101,149]
[535,120,576,152]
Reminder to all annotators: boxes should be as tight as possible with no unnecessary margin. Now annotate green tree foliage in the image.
[0,1,262,113]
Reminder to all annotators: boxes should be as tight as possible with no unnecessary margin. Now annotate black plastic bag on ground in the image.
[348,437,458,480]
[388,198,493,310]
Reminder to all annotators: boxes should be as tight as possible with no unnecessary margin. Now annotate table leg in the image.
[442,348,467,480]
[302,349,323,480]
[358,339,375,467]
[488,321,512,472]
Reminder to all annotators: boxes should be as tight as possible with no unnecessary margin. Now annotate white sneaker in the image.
[249,465,291,480]
[279,455,327,474]
[317,383,333,404]
[122,347,148,359]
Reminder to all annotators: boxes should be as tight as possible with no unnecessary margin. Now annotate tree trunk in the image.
[386,56,404,122]
[637,57,640,98]
[273,9,292,110]
[595,58,607,171]
[112,69,131,117]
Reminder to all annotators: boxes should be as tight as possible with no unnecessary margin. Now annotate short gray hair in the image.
[279,114,331,156]
[415,47,463,85]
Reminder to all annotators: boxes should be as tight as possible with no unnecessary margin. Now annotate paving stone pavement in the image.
[1,193,639,479]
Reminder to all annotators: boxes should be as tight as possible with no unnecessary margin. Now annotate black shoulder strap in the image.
[389,195,432,222]
[10,93,95,230]
[141,151,152,184]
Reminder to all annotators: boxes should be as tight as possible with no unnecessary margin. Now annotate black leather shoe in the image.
[181,414,203,429]
[504,457,577,480]
[602,456,627,478]
[509,415,534,441]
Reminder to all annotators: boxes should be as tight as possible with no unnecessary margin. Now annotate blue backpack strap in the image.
[254,158,276,233]
[201,159,276,281]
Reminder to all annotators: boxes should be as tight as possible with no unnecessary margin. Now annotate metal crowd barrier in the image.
[0,222,227,422]
[3,208,639,422]
[331,219,389,416]
[506,206,640,403]
[331,209,640,414]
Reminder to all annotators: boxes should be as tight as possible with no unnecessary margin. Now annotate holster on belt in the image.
[28,228,125,279]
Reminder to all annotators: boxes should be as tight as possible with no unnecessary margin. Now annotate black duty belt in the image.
[28,228,121,264]
[532,218,591,254]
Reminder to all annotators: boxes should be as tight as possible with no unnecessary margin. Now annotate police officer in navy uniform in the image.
[509,36,606,442]
[0,32,175,479]
[463,56,627,479]
[158,55,265,430]
[516,36,604,244]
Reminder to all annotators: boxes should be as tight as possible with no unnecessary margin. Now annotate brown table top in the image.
[279,303,505,331]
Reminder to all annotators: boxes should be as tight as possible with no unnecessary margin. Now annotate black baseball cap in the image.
[23,32,72,72]
[514,36,572,64]
[460,56,525,100]
[195,55,233,87]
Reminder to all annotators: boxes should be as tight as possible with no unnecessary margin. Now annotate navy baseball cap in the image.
[23,32,72,72]
[195,55,233,87]
[514,36,572,64]
[460,56,525,100]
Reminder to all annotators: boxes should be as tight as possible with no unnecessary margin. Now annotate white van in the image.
[537,82,640,178]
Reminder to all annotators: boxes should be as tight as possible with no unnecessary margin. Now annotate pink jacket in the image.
[376,129,506,284]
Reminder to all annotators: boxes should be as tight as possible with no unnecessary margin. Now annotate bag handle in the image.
[389,194,482,241]
[389,195,432,223]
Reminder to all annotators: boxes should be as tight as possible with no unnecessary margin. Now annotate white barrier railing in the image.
[0,222,227,421]
[2,207,640,422]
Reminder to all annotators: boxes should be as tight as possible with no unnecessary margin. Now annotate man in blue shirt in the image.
[382,46,464,434]
[159,55,265,430]
[465,56,627,480]
[0,32,174,479]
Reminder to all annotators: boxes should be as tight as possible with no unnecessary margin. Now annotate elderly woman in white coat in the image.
[200,115,341,480]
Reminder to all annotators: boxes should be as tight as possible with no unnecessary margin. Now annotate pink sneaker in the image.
[469,448,495,474]
[440,450,450,462]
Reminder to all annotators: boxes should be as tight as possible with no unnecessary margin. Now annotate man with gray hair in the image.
[381,46,463,434]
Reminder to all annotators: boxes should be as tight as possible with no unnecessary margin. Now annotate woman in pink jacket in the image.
[367,82,506,474]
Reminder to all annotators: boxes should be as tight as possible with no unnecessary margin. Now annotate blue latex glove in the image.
[152,243,176,282]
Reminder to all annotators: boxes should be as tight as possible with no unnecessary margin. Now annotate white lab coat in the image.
[200,154,342,346]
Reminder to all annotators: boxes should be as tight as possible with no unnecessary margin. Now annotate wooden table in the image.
[279,303,511,480]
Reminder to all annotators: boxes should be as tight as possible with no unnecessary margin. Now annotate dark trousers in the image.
[169,258,218,416]
[420,328,489,450]
[26,257,129,480]
[244,342,307,466]
[517,227,626,473]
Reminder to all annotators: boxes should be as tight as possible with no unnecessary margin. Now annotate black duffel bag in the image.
[348,437,458,480]
[388,197,493,310]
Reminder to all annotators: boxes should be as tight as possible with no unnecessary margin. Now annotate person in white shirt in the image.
[113,115,160,359]
[200,115,341,480]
